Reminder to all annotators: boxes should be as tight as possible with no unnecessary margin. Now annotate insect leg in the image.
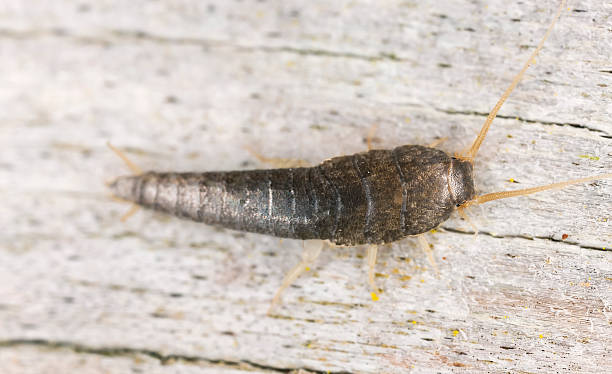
[245,146,309,168]
[427,137,448,148]
[417,235,440,277]
[457,206,479,234]
[366,125,378,151]
[268,240,325,314]
[366,245,379,299]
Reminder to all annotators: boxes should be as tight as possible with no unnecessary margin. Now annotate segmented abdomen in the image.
[114,167,337,240]
[111,145,457,245]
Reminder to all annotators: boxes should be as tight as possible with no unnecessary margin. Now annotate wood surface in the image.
[1,0,610,373]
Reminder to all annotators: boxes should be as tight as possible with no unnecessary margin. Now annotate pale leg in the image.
[366,245,378,292]
[245,146,309,168]
[457,207,479,234]
[417,234,440,277]
[366,125,378,151]
[268,240,325,314]
[427,137,448,148]
[365,245,383,301]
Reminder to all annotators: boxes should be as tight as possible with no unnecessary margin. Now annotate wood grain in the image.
[0,1,610,373]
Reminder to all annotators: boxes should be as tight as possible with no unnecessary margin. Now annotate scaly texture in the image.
[110,146,474,245]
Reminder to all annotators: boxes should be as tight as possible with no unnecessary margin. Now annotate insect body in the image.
[109,0,610,308]
[110,146,475,246]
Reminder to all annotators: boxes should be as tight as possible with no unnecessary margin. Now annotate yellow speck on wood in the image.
[578,154,600,161]
[411,320,417,325]
[539,334,544,339]
[305,267,310,271]
[420,279,425,283]
[400,275,412,281]
[452,330,459,336]
[509,178,515,183]
[430,229,437,234]
[371,292,379,301]
[380,344,398,349]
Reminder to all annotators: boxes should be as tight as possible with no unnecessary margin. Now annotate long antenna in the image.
[458,0,566,162]
[461,174,612,208]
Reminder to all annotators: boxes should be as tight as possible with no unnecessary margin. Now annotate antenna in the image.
[458,0,566,163]
[462,174,612,208]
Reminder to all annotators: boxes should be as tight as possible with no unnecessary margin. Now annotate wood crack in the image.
[0,339,354,374]
[433,107,611,138]
[0,27,405,63]
[441,226,609,251]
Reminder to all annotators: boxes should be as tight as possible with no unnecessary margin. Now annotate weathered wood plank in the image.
[0,0,610,373]
[0,345,278,374]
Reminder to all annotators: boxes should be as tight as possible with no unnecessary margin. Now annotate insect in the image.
[109,0,609,310]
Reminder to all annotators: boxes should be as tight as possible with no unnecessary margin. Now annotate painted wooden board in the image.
[0,0,610,373]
